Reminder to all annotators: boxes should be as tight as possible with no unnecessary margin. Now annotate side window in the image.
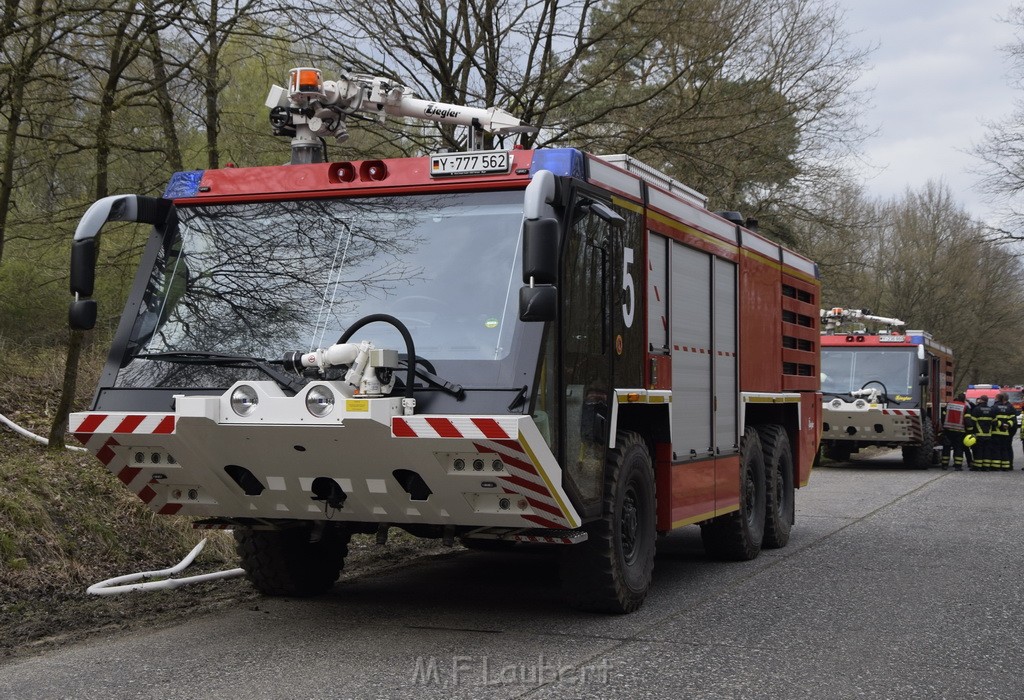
[561,209,610,509]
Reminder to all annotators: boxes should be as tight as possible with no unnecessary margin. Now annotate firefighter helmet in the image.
[963,434,977,447]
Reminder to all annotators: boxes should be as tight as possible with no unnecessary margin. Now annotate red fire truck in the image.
[66,67,821,613]
[819,309,954,467]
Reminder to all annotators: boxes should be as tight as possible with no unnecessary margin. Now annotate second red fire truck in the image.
[819,309,954,467]
[66,67,821,613]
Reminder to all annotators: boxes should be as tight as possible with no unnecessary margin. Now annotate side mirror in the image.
[68,195,171,331]
[522,217,559,285]
[70,238,97,298]
[69,300,98,331]
[519,285,557,322]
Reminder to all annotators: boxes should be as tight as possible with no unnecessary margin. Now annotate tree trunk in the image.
[0,0,42,265]
[145,0,184,172]
[0,86,24,265]
[49,3,134,447]
[204,0,220,169]
[47,330,85,451]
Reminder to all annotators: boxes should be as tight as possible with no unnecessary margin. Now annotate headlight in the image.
[230,385,259,416]
[305,385,335,417]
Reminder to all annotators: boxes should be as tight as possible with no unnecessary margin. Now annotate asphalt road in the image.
[3,445,1023,699]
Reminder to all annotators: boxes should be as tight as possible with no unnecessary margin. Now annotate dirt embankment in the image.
[0,427,450,662]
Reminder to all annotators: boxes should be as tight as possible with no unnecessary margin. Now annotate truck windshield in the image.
[114,190,525,388]
[821,348,918,404]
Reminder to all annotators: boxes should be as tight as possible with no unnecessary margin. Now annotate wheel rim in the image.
[744,464,757,528]
[621,482,640,565]
[775,468,784,510]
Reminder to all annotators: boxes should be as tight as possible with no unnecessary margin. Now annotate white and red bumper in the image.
[70,381,581,534]
[821,399,922,444]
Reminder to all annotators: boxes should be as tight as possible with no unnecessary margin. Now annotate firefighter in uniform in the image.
[965,395,996,471]
[991,393,1019,471]
[941,392,970,470]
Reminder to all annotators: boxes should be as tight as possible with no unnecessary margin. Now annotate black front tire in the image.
[235,522,350,597]
[560,431,656,614]
[701,426,766,560]
[756,424,794,549]
[902,419,935,469]
[825,442,853,463]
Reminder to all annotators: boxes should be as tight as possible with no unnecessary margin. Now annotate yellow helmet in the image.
[963,434,977,447]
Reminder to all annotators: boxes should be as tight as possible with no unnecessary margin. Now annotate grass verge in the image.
[0,345,450,661]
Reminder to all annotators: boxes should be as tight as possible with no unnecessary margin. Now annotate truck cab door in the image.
[558,194,615,512]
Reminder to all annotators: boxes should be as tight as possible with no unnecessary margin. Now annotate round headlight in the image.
[854,399,866,409]
[830,398,843,409]
[305,385,335,417]
[230,385,259,416]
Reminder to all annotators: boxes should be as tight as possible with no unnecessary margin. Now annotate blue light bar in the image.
[530,149,586,180]
[164,170,205,199]
[909,335,924,345]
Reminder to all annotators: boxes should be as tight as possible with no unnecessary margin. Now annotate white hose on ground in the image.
[87,538,246,595]
[0,411,88,452]
[1,413,245,594]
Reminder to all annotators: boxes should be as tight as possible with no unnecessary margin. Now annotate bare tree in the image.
[974,5,1024,239]
[569,0,872,238]
[0,0,83,264]
[283,0,651,154]
[801,180,1024,389]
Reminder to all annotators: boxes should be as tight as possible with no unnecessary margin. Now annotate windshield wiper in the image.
[398,357,465,399]
[132,351,306,395]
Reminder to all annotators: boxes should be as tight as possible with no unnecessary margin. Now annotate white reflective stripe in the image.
[647,189,739,245]
[587,157,642,198]
[742,392,801,403]
[781,248,817,278]
[742,230,780,259]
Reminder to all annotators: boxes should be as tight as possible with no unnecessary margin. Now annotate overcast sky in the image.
[838,0,1020,220]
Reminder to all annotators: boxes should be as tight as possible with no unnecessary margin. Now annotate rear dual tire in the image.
[701,426,766,560]
[757,425,794,549]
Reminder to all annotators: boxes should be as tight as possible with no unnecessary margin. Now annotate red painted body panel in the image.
[713,454,741,513]
[738,253,783,393]
[648,354,672,391]
[799,393,821,486]
[173,153,536,205]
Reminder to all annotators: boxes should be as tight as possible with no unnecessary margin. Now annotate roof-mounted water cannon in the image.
[267,66,538,165]
[820,307,906,335]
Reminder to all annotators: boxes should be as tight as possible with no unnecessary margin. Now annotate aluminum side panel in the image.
[671,242,712,459]
[714,257,738,454]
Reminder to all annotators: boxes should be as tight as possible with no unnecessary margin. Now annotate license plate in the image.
[429,150,511,177]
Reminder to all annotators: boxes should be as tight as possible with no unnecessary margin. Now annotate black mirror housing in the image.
[70,238,97,296]
[522,217,559,285]
[519,285,557,322]
[69,299,97,331]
